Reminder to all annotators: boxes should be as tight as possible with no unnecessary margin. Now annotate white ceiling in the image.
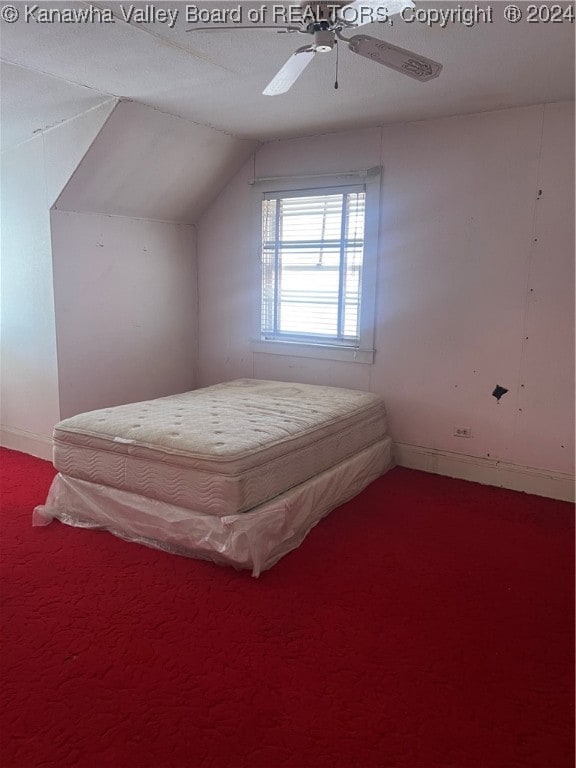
[1,1,574,149]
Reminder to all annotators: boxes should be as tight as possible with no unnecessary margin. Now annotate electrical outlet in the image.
[454,426,472,438]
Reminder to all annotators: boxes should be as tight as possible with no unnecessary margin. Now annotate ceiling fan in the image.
[187,0,442,95]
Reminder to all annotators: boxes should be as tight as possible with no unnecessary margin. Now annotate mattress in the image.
[35,437,393,577]
[53,379,388,516]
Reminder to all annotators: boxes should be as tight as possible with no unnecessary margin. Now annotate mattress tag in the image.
[113,437,135,444]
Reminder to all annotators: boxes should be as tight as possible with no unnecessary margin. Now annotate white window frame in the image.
[250,168,381,364]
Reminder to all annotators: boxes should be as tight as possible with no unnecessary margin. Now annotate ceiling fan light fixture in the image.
[314,30,335,52]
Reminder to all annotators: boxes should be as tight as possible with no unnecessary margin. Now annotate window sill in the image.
[250,339,374,364]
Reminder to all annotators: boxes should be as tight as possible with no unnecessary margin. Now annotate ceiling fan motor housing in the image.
[298,0,345,49]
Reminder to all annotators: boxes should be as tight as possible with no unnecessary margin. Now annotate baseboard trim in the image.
[394,442,574,503]
[0,426,53,462]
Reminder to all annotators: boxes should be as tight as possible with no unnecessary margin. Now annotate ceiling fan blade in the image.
[348,35,442,81]
[338,0,415,27]
[263,46,315,96]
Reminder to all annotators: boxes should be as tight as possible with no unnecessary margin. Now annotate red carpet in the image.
[1,447,573,768]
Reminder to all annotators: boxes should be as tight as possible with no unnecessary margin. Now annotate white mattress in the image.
[36,437,393,577]
[54,379,388,516]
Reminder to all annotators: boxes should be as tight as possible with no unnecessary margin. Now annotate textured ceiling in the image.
[1,1,574,149]
[0,61,112,148]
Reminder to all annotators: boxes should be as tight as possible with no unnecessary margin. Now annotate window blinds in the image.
[261,188,366,345]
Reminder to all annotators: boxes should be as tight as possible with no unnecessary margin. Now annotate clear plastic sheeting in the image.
[33,438,393,577]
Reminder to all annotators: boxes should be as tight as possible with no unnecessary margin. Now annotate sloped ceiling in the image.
[0,62,112,149]
[55,100,258,222]
[1,1,574,149]
[44,98,117,206]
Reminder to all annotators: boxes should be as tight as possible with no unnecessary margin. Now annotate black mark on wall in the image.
[492,385,508,402]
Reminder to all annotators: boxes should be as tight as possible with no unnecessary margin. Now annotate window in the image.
[252,169,380,364]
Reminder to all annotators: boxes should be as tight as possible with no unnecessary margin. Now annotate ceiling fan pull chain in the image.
[334,41,339,90]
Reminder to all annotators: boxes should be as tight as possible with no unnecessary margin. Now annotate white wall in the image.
[510,102,575,472]
[51,210,197,418]
[0,102,115,455]
[50,101,220,419]
[2,99,217,449]
[196,103,574,486]
[0,138,59,444]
